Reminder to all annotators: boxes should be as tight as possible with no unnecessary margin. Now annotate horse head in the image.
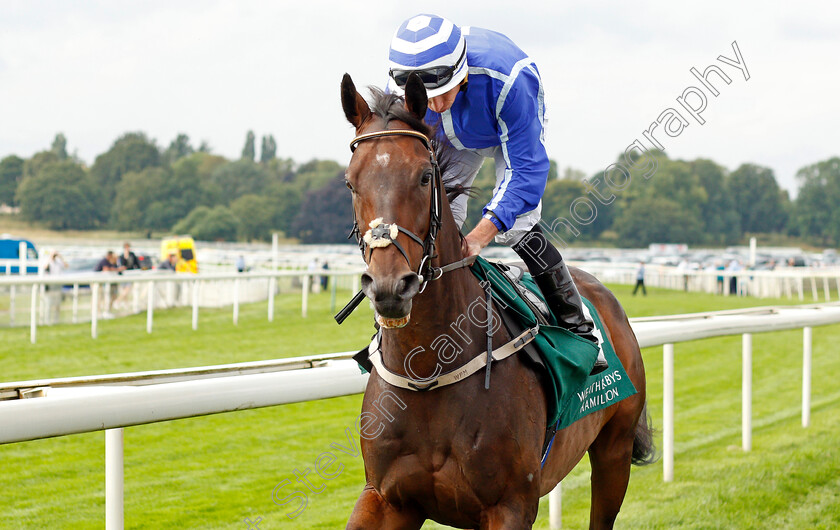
[340,73,439,329]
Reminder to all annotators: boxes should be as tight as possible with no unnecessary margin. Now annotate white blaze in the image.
[375,153,390,167]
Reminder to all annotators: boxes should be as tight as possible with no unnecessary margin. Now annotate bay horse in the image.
[341,72,654,529]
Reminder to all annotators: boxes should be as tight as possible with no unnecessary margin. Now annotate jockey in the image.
[387,14,607,373]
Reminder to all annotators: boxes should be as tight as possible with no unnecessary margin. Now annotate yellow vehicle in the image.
[160,236,198,273]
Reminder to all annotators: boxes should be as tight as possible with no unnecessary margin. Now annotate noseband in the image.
[348,129,443,292]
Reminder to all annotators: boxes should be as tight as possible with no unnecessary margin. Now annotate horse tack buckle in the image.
[363,218,398,248]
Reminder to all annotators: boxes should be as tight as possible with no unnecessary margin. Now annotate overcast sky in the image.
[1,0,838,194]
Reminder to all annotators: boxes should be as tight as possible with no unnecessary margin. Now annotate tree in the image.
[23,151,60,179]
[174,205,241,241]
[51,133,68,160]
[241,130,256,161]
[542,177,613,240]
[691,159,740,244]
[111,167,170,231]
[792,157,840,245]
[266,157,295,182]
[559,166,586,181]
[230,194,275,241]
[290,172,354,243]
[260,135,277,163]
[291,159,344,192]
[614,196,704,247]
[163,133,194,165]
[111,155,216,232]
[265,182,303,235]
[90,132,161,204]
[17,160,104,229]
[210,159,271,204]
[728,164,787,234]
[0,155,24,206]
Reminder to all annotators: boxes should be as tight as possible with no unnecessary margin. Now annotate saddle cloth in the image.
[469,257,637,428]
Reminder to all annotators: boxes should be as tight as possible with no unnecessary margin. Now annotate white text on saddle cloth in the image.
[363,218,399,249]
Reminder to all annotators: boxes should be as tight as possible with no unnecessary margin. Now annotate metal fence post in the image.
[549,481,562,529]
[742,333,752,452]
[192,279,199,331]
[233,278,240,325]
[302,274,309,318]
[105,428,124,529]
[30,283,38,344]
[802,326,812,428]
[91,283,99,339]
[146,281,154,334]
[663,343,674,482]
[72,283,79,324]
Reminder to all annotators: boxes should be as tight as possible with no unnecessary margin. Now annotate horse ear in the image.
[341,73,370,129]
[404,72,428,120]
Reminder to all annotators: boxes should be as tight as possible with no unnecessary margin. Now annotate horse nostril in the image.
[396,273,421,300]
[361,272,375,296]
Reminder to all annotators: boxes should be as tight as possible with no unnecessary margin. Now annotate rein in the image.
[334,129,474,324]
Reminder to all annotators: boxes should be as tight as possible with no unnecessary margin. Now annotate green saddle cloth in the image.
[470,257,637,428]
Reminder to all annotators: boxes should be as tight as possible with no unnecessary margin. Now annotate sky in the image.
[1,0,838,195]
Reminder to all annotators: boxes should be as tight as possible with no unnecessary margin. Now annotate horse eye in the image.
[420,170,433,186]
[345,179,354,191]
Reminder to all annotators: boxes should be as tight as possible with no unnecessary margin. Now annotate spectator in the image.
[715,261,726,294]
[95,251,120,273]
[321,261,329,290]
[158,253,182,306]
[727,259,743,295]
[632,262,647,296]
[236,255,247,273]
[159,252,178,271]
[44,251,67,324]
[118,242,140,270]
[115,242,140,308]
[676,259,690,292]
[308,258,321,293]
[94,251,121,318]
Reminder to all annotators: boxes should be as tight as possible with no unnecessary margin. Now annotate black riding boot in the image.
[512,225,607,375]
[533,262,608,375]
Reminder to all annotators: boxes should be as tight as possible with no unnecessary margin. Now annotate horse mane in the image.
[367,87,476,202]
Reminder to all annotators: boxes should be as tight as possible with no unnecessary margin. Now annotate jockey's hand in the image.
[462,218,499,258]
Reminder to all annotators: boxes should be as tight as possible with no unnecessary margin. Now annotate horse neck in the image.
[379,195,491,379]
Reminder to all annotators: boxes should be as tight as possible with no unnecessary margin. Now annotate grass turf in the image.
[1,284,838,528]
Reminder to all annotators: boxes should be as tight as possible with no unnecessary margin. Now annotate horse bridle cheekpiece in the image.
[348,129,443,293]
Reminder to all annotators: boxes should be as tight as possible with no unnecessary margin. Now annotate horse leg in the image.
[479,500,538,530]
[586,414,636,530]
[346,484,424,530]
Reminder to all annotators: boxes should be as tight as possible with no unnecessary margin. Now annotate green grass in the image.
[1,285,839,528]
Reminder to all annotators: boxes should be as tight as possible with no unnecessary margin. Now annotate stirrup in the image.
[591,349,608,375]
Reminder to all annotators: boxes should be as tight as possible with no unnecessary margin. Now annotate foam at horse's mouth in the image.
[376,313,410,329]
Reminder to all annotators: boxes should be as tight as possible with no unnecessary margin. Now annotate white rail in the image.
[2,303,839,528]
[0,268,364,343]
[574,261,840,301]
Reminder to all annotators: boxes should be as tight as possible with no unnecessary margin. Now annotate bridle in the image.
[334,127,476,325]
[348,129,444,293]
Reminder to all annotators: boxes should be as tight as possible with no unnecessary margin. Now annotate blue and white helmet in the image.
[388,14,468,98]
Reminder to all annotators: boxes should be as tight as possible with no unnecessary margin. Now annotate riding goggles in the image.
[389,47,466,90]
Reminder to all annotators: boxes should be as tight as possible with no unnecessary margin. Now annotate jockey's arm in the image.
[462,66,549,258]
[462,217,499,257]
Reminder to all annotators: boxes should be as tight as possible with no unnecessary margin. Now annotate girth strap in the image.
[365,323,539,391]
